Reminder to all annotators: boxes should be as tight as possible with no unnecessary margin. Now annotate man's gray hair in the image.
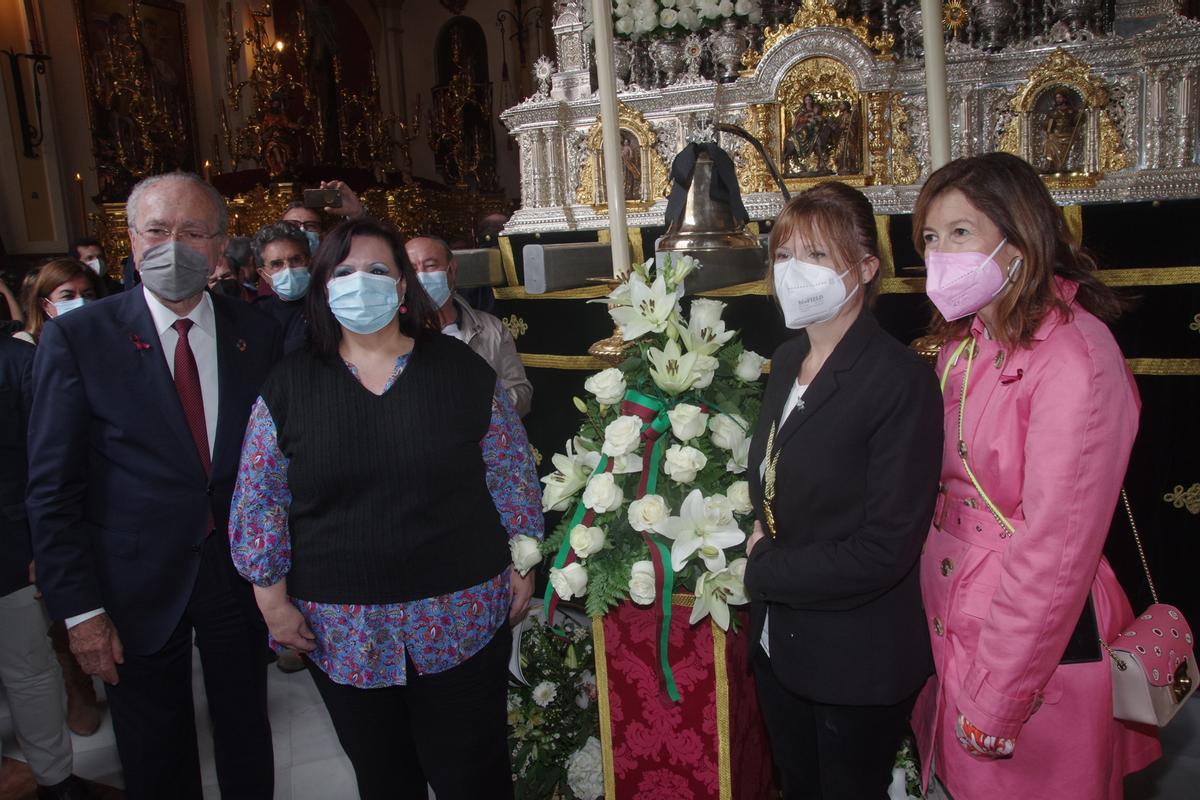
[126,172,229,235]
[411,234,454,263]
[251,222,311,267]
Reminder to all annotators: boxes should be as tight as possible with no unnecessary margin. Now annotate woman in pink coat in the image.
[910,152,1161,799]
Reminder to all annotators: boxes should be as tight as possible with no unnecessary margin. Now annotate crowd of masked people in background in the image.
[0,152,1163,800]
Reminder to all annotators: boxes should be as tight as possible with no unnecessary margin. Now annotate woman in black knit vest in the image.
[228,218,544,800]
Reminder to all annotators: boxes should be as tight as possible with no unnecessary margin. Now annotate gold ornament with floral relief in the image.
[575,104,669,212]
[738,103,777,194]
[889,95,921,185]
[866,92,890,183]
[755,0,894,65]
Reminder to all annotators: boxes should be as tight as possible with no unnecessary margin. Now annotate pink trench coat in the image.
[912,280,1160,799]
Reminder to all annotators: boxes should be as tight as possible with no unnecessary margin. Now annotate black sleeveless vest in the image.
[259,335,510,603]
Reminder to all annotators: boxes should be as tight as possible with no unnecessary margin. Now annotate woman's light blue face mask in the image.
[52,296,89,317]
[326,269,404,334]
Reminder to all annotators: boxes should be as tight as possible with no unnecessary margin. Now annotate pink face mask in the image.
[924,238,1017,322]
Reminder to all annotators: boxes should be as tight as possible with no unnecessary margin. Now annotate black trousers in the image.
[754,648,916,800]
[306,622,514,800]
[105,535,273,800]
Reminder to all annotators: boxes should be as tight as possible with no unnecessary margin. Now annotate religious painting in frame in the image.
[575,104,669,212]
[74,0,199,198]
[776,56,866,187]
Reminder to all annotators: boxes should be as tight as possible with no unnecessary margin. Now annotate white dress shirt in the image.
[759,380,808,657]
[66,288,220,629]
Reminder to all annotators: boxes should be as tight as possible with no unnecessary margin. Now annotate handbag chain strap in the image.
[1118,487,1159,604]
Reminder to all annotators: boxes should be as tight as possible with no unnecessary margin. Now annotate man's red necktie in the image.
[172,319,211,475]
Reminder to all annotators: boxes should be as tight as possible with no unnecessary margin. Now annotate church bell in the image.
[657,144,765,293]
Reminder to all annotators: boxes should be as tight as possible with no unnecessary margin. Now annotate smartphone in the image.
[302,187,341,209]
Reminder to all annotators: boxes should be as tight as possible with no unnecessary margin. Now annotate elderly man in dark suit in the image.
[27,172,282,799]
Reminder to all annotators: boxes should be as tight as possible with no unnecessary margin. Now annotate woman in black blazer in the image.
[745,183,943,799]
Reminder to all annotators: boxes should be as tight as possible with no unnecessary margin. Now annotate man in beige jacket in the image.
[405,236,533,417]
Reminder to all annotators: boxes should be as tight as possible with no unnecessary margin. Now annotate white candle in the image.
[590,0,631,277]
[920,0,951,169]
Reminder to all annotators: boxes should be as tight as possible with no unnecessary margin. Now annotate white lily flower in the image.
[540,439,593,512]
[609,273,680,341]
[658,489,746,571]
[647,338,700,396]
[689,558,749,630]
[679,299,736,356]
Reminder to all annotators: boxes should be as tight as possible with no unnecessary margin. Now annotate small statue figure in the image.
[1040,90,1083,174]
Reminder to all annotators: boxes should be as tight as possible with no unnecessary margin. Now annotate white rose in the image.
[627,494,670,532]
[532,680,558,707]
[602,414,643,457]
[582,472,624,513]
[615,16,635,34]
[629,560,657,605]
[510,534,543,575]
[727,480,752,514]
[584,367,627,406]
[615,1,632,15]
[549,561,589,600]
[634,11,656,32]
[667,403,708,441]
[569,524,607,558]
[718,0,736,16]
[710,413,749,451]
[660,8,679,27]
[692,354,719,389]
[726,436,750,474]
[635,0,657,13]
[663,444,707,484]
[678,7,701,28]
[703,494,736,528]
[747,7,761,22]
[735,0,756,14]
[661,0,677,7]
[698,0,720,18]
[734,349,767,382]
[677,0,696,8]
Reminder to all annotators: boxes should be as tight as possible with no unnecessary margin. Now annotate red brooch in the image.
[130,333,152,351]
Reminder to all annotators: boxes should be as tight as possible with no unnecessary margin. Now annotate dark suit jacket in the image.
[26,289,282,654]
[252,294,308,354]
[745,311,943,706]
[0,335,34,596]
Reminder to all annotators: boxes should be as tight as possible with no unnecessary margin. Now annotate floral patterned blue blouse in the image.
[230,353,543,688]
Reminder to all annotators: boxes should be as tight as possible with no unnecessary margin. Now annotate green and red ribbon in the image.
[544,389,684,702]
[620,390,681,702]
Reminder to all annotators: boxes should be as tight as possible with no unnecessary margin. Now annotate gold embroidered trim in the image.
[493,285,611,300]
[519,354,611,370]
[1063,205,1083,244]
[498,236,519,287]
[1124,358,1200,376]
[592,615,618,800]
[712,621,733,800]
